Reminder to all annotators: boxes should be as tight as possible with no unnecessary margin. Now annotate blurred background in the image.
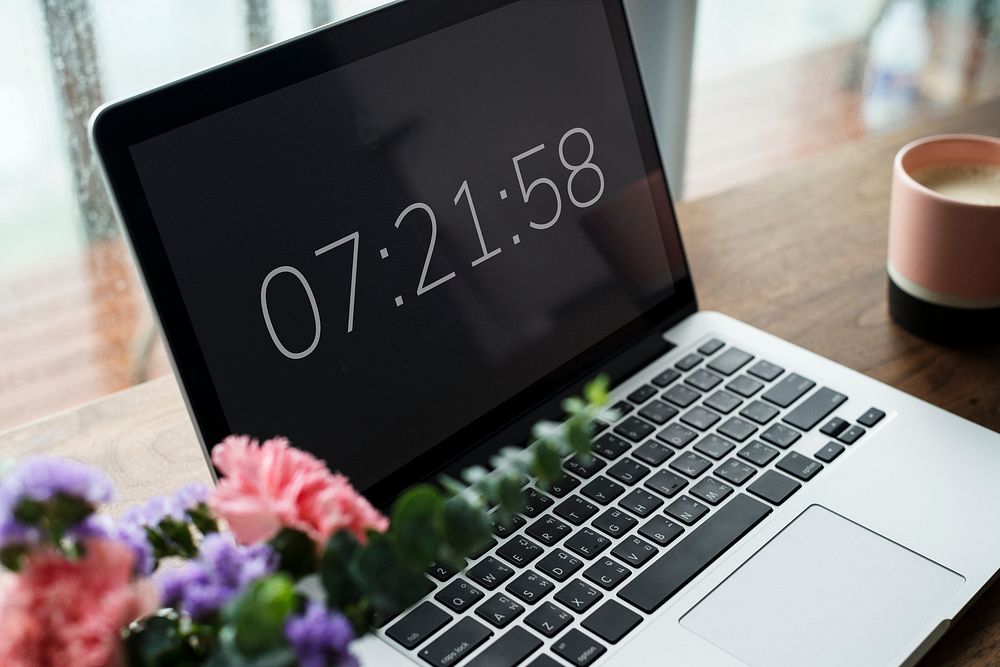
[1,0,998,431]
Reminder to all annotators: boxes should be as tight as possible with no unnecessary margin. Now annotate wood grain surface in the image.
[1,100,998,665]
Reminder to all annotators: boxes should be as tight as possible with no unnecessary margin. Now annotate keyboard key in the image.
[627,384,658,404]
[815,441,845,463]
[698,338,725,355]
[760,423,801,448]
[428,560,462,582]
[686,369,723,392]
[554,496,599,525]
[662,384,701,408]
[611,536,658,567]
[738,440,779,466]
[606,458,650,486]
[505,570,554,605]
[858,408,886,427]
[491,513,527,539]
[820,416,849,436]
[739,400,780,424]
[651,368,681,388]
[436,579,484,613]
[536,549,583,582]
[618,488,663,517]
[639,515,684,546]
[727,375,764,397]
[776,452,823,481]
[468,557,515,590]
[618,494,771,612]
[564,528,611,559]
[707,348,753,376]
[704,390,742,414]
[609,400,633,417]
[589,419,609,436]
[614,417,656,443]
[592,508,638,539]
[675,353,703,371]
[527,656,562,667]
[747,359,784,381]
[583,600,643,645]
[525,601,572,637]
[717,416,758,442]
[546,474,580,498]
[418,617,492,666]
[693,434,736,460]
[838,424,866,444]
[522,489,554,518]
[665,495,710,525]
[680,406,721,431]
[387,601,452,649]
[584,557,631,590]
[633,440,673,466]
[747,470,801,505]
[657,422,698,448]
[638,400,679,425]
[715,459,757,486]
[553,629,606,666]
[761,373,815,407]
[643,469,688,498]
[580,476,625,505]
[592,433,631,460]
[690,477,734,505]
[476,593,524,628]
[669,452,712,478]
[466,626,541,667]
[783,387,848,431]
[497,536,544,568]
[526,515,572,546]
[555,579,603,613]
[564,455,606,479]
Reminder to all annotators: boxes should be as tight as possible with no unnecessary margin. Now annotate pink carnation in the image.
[209,435,389,546]
[0,539,158,667]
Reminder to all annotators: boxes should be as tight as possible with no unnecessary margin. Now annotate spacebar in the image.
[618,494,771,613]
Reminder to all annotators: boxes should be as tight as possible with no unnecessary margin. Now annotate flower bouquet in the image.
[0,378,611,666]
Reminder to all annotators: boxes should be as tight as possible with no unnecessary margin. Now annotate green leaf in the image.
[566,416,592,459]
[187,503,219,536]
[390,484,444,568]
[320,531,362,609]
[0,544,27,572]
[212,626,296,667]
[493,474,525,519]
[531,440,563,485]
[159,517,198,559]
[441,496,491,562]
[267,528,316,580]
[222,574,297,658]
[584,375,610,406]
[354,535,433,625]
[124,614,190,667]
[12,498,45,526]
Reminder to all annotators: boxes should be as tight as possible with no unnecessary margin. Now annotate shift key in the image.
[783,387,847,431]
[761,373,815,408]
[419,617,493,666]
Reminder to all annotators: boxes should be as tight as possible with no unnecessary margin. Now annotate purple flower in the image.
[72,514,155,576]
[122,483,209,528]
[285,602,358,667]
[0,457,114,549]
[158,532,276,619]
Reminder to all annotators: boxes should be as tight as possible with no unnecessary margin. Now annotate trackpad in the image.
[680,505,964,667]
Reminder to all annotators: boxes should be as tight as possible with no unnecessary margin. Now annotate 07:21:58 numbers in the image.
[261,126,606,360]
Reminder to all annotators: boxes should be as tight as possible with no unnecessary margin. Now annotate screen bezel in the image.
[91,0,697,506]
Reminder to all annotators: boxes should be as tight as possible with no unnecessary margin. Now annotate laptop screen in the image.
[126,0,683,493]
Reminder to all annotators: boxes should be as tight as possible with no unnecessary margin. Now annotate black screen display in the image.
[129,0,679,492]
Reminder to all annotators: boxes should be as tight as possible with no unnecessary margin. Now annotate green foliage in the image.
[223,574,297,658]
[268,528,316,580]
[390,484,445,568]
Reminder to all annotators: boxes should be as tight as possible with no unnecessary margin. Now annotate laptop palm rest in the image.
[680,505,964,667]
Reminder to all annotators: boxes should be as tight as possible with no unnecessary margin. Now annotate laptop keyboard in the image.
[381,337,888,666]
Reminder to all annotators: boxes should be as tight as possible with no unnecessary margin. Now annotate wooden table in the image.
[2,100,998,665]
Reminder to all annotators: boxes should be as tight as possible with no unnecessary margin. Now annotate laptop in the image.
[90,1,1000,665]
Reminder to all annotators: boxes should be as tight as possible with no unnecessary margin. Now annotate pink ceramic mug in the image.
[887,134,1000,344]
